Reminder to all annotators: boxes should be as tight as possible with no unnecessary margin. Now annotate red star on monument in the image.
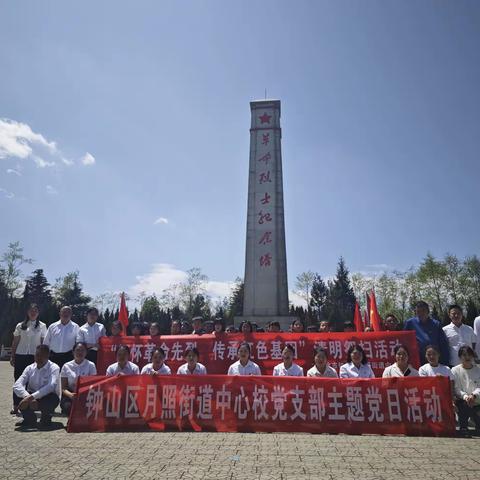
[259,112,271,124]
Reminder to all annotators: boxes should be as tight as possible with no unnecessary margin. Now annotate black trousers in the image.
[49,351,73,370]
[456,399,480,429]
[21,393,59,423]
[86,349,98,365]
[13,354,34,407]
[60,387,74,415]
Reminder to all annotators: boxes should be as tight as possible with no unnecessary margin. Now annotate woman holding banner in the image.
[106,345,140,375]
[228,343,261,375]
[382,345,419,377]
[307,347,338,378]
[273,345,304,376]
[339,344,375,378]
[177,348,207,375]
[141,348,171,375]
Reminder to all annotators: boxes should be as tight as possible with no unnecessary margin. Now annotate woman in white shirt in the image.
[307,347,338,378]
[228,343,261,376]
[419,345,453,379]
[60,342,97,414]
[10,304,47,414]
[106,345,140,376]
[339,344,375,378]
[141,347,171,375]
[451,346,480,434]
[177,348,207,375]
[273,345,304,376]
[382,344,419,378]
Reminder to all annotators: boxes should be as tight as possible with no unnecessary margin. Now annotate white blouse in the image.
[382,363,419,378]
[106,361,140,376]
[339,362,375,378]
[76,322,106,349]
[61,359,97,390]
[141,363,172,375]
[227,360,261,376]
[306,365,338,378]
[272,362,304,376]
[13,320,47,355]
[176,363,207,375]
[419,363,453,379]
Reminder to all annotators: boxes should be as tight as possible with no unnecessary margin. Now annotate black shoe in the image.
[10,408,18,415]
[15,419,37,428]
[39,415,52,429]
[458,427,471,437]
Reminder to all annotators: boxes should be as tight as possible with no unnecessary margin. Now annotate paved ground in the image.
[1,362,479,480]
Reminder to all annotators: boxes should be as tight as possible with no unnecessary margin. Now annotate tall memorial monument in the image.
[239,100,295,329]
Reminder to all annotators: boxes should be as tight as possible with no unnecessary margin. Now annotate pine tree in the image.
[310,274,328,320]
[53,271,91,324]
[227,278,244,320]
[323,257,356,331]
[23,269,52,309]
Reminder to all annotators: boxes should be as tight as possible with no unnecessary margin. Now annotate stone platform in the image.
[1,362,479,480]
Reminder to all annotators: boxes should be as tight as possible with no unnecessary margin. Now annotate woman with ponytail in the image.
[10,304,47,414]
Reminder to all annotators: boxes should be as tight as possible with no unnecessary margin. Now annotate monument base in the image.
[234,316,298,331]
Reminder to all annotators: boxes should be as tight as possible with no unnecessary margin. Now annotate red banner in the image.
[67,374,455,436]
[98,332,419,377]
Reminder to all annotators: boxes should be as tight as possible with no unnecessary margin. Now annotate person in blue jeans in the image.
[404,301,450,366]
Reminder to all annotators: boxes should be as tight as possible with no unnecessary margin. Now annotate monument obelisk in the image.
[239,100,295,330]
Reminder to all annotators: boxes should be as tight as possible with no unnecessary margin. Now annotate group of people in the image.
[9,301,480,435]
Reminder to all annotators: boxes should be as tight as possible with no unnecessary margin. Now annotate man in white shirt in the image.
[13,344,60,429]
[44,306,80,369]
[443,305,477,367]
[76,307,105,365]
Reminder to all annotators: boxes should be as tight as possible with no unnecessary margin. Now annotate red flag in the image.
[363,309,369,329]
[365,292,371,325]
[353,301,364,332]
[369,290,382,332]
[118,292,129,335]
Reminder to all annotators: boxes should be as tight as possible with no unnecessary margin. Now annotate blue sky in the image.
[1,1,479,305]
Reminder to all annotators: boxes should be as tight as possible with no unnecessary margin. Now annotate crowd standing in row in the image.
[9,301,480,434]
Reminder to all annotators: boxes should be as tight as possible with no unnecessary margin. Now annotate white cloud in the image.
[289,291,307,308]
[81,152,95,166]
[0,187,14,199]
[6,168,21,176]
[32,155,55,168]
[0,118,91,169]
[46,185,58,195]
[130,263,188,297]
[153,217,169,225]
[0,118,58,161]
[130,263,234,303]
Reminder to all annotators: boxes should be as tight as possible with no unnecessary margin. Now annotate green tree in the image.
[226,278,244,321]
[0,241,33,297]
[23,269,52,309]
[416,253,447,314]
[463,255,480,304]
[323,257,356,330]
[140,295,162,323]
[443,253,464,304]
[53,271,91,324]
[295,271,315,308]
[309,274,328,320]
